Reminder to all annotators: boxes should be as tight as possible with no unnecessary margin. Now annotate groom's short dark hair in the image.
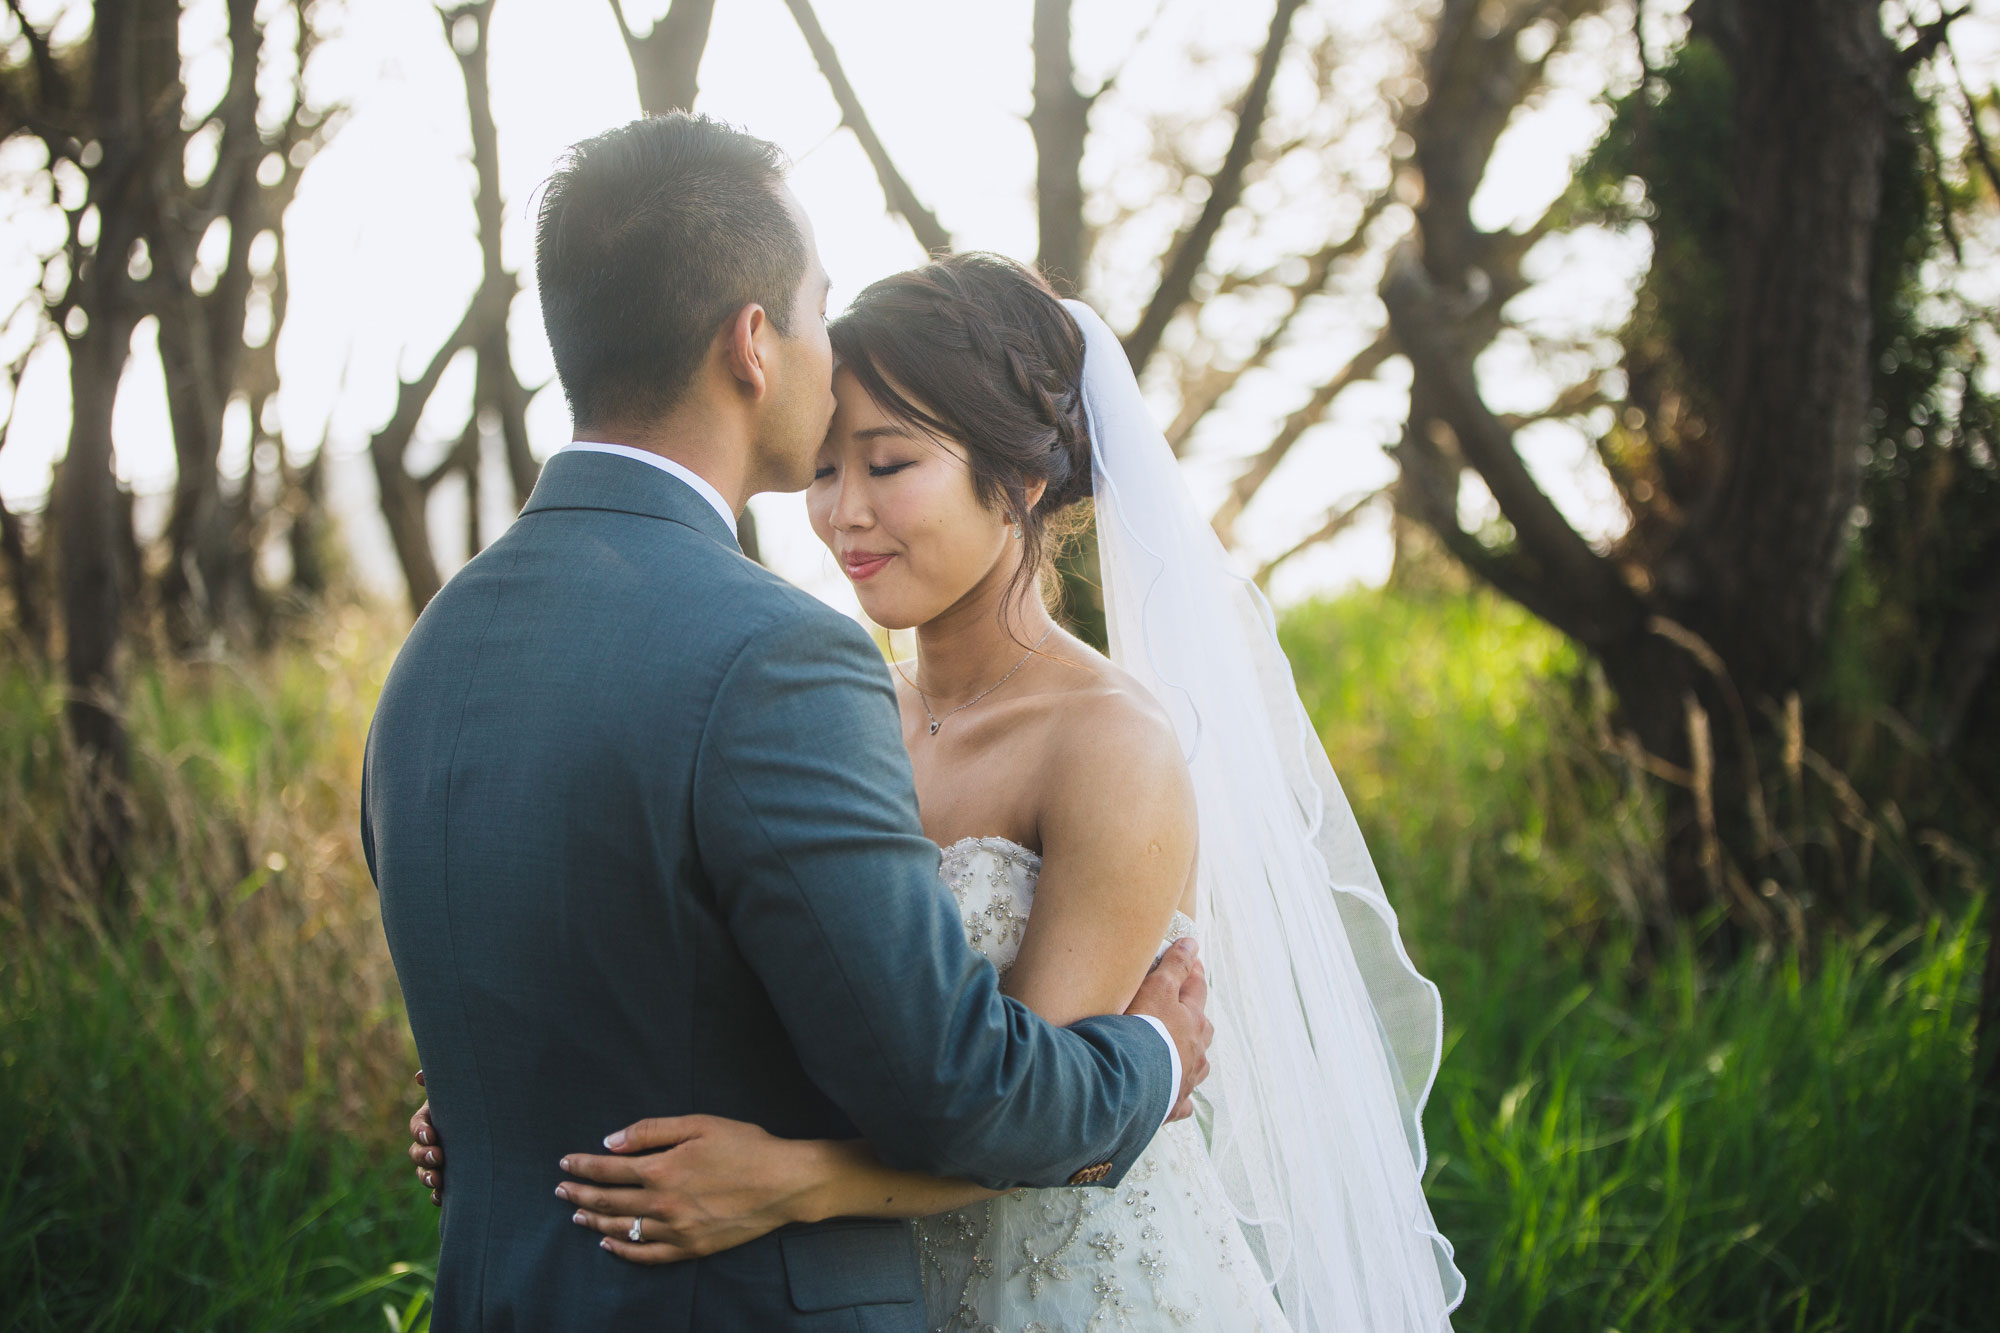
[535,113,807,429]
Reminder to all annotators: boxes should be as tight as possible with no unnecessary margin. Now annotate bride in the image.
[408,253,1462,1330]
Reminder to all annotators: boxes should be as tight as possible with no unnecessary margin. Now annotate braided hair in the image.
[828,252,1094,626]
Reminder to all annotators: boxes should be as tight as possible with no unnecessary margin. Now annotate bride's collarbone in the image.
[906,720,1050,856]
[898,687,1059,756]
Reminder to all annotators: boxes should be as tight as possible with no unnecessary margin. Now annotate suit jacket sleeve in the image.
[690,605,1172,1190]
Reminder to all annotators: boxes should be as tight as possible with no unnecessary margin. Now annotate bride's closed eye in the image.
[813,461,916,480]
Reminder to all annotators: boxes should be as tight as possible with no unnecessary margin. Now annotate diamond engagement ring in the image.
[628,1217,643,1243]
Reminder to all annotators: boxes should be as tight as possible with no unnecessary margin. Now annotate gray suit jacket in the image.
[362,449,1172,1331]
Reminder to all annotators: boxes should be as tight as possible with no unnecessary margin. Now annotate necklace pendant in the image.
[929,720,942,736]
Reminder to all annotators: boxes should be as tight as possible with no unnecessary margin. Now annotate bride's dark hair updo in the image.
[828,252,1093,616]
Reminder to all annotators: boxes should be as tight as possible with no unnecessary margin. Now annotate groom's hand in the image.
[1125,938,1211,1122]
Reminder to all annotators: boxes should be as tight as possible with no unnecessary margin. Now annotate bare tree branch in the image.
[1945,40,2000,203]
[3,0,66,109]
[1382,246,1635,644]
[1897,3,1968,71]
[1121,0,1306,374]
[1254,486,1384,585]
[1168,188,1393,452]
[1393,423,1593,638]
[1412,0,1605,279]
[1,0,79,150]
[1210,330,1395,547]
[369,286,511,614]
[612,0,716,112]
[439,0,542,507]
[780,0,951,255]
[374,298,504,477]
[1496,373,1610,431]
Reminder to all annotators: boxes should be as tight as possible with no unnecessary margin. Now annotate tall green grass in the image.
[2,610,436,1331]
[1281,589,1995,1331]
[1,588,1990,1329]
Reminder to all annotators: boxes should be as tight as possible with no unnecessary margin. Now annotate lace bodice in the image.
[919,837,1284,1332]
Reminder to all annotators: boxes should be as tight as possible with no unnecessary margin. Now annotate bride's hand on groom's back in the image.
[408,1070,442,1206]
[1126,938,1212,1122]
[402,1083,812,1261]
[555,1115,824,1264]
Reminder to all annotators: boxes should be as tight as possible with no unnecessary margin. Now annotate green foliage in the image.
[2,588,1990,1328]
[1,615,438,1331]
[1279,586,1655,945]
[1280,588,1994,1331]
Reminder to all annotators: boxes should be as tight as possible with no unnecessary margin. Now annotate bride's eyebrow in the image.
[852,424,917,442]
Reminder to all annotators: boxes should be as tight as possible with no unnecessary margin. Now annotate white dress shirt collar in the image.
[560,441,738,539]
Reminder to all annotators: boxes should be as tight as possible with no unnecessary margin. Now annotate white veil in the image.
[1065,298,1464,1331]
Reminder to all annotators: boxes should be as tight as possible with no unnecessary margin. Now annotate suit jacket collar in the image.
[521,448,741,552]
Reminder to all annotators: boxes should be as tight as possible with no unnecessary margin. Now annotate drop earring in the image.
[1011,521,1023,539]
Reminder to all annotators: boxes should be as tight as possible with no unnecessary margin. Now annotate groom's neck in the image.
[571,412,750,514]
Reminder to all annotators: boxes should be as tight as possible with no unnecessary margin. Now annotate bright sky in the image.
[3,0,1992,620]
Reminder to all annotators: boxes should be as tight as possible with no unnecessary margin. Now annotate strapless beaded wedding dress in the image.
[913,837,1291,1332]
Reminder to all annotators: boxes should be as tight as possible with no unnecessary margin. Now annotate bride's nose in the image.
[829,474,875,532]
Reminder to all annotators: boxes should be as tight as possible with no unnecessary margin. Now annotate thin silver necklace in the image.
[898,625,1056,736]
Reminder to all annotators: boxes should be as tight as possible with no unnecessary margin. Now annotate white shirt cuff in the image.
[1132,1013,1182,1131]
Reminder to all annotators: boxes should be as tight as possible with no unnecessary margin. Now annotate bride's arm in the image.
[1000,692,1197,1025]
[557,1116,1006,1262]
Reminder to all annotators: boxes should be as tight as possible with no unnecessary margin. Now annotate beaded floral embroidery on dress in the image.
[913,838,1286,1332]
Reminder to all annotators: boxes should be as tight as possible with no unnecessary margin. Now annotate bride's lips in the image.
[841,551,896,581]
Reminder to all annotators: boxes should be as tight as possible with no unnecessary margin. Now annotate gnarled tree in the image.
[1380,0,1958,931]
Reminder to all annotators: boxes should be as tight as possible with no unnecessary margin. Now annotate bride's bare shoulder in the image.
[1036,651,1191,819]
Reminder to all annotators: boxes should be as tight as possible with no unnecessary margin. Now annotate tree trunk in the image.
[1030,0,1089,294]
[59,305,137,892]
[1675,0,1892,708]
[1026,0,1103,645]
[154,0,269,650]
[371,434,445,614]
[48,0,183,895]
[0,482,43,651]
[156,303,234,647]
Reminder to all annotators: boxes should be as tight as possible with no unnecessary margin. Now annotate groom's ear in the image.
[720,303,772,401]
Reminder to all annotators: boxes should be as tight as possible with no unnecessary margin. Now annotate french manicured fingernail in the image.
[555,1185,568,1200]
[599,1238,611,1250]
[559,1157,571,1172]
[425,1150,438,1165]
[604,1131,627,1149]
[572,1210,586,1225]
[418,1130,432,1145]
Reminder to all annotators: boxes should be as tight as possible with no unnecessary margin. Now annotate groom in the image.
[362,113,1211,1331]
